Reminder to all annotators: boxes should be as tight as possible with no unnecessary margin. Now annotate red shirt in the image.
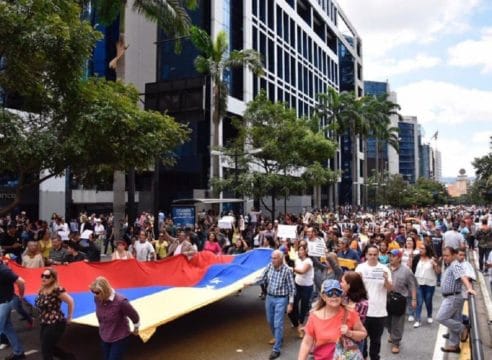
[305,307,359,346]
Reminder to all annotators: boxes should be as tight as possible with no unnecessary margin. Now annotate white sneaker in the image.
[408,315,415,322]
[0,343,9,350]
[413,321,421,328]
[427,318,433,324]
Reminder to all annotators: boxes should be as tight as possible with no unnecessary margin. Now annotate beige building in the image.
[447,169,469,197]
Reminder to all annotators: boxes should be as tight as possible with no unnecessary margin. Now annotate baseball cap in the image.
[389,249,402,257]
[321,279,342,294]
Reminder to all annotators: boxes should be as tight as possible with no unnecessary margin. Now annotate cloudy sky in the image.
[337,0,492,178]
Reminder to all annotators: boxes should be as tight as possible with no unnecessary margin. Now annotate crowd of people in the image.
[1,205,492,359]
[244,205,490,359]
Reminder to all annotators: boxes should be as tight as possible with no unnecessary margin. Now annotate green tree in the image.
[362,94,401,174]
[82,0,198,238]
[0,0,100,113]
[0,79,189,216]
[189,25,264,191]
[0,1,190,216]
[315,88,366,206]
[214,92,337,219]
[472,153,492,202]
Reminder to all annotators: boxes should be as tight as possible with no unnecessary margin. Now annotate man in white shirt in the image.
[356,244,393,360]
[132,231,155,262]
[305,227,327,294]
[443,223,466,251]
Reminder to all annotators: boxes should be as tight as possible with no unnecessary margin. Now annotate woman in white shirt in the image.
[413,243,441,328]
[288,244,314,338]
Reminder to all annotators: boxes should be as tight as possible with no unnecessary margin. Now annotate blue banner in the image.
[172,206,196,228]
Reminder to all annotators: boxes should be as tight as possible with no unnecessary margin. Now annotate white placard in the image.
[218,216,235,229]
[276,225,297,240]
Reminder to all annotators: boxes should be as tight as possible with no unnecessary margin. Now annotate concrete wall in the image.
[39,171,66,220]
[124,1,157,94]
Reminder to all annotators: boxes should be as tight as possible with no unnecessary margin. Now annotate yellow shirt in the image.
[388,241,401,251]
[153,240,168,259]
[39,240,52,259]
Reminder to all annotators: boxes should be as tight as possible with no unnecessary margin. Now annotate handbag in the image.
[387,291,407,316]
[334,308,364,360]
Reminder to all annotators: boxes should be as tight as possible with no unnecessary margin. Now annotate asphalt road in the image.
[0,286,442,360]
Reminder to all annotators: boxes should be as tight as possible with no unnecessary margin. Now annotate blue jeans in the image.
[102,336,128,360]
[11,295,32,324]
[0,300,24,355]
[416,285,435,321]
[265,295,288,353]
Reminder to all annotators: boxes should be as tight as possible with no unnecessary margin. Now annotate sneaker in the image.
[413,321,421,328]
[427,318,433,324]
[408,315,415,322]
[4,353,26,360]
[269,351,281,360]
[391,345,400,354]
[0,344,9,350]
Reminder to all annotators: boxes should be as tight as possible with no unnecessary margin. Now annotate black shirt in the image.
[62,252,87,264]
[0,262,19,303]
[0,232,23,258]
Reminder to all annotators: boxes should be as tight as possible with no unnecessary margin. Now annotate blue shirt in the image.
[338,248,360,262]
[256,263,295,303]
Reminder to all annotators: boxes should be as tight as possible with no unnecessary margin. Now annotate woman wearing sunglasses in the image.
[298,279,367,360]
[90,276,140,360]
[35,268,75,360]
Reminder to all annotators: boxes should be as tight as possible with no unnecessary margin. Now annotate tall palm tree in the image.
[363,94,401,175]
[189,26,263,193]
[81,0,198,240]
[315,88,367,206]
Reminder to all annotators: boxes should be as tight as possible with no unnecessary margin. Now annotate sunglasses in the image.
[323,289,343,298]
[91,290,101,295]
[41,274,52,279]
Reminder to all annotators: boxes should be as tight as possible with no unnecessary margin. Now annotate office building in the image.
[398,116,420,183]
[363,80,399,176]
[146,0,363,211]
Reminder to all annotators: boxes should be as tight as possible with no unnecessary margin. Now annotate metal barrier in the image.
[468,251,485,360]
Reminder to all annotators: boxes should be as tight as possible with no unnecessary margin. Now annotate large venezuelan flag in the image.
[9,248,272,342]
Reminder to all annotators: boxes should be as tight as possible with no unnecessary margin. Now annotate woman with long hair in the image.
[203,232,222,255]
[35,268,75,360]
[298,280,367,360]
[325,252,343,281]
[288,245,314,338]
[90,277,140,360]
[413,243,440,328]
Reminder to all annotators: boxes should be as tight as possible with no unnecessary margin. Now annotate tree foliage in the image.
[213,91,337,218]
[472,153,492,203]
[0,0,190,215]
[366,173,449,209]
[0,0,101,114]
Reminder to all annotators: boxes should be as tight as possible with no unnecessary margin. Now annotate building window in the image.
[259,0,265,22]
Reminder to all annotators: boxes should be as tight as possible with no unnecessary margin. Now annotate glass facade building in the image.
[398,117,419,183]
[146,0,363,210]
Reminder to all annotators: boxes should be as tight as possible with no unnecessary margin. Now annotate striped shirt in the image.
[256,263,296,303]
[441,260,466,294]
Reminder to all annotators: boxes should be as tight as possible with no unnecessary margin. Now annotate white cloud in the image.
[396,80,492,124]
[367,54,441,81]
[448,27,492,73]
[395,80,492,177]
[437,137,488,178]
[337,0,481,78]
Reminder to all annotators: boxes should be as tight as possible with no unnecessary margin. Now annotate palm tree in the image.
[315,88,367,206]
[362,94,401,175]
[82,0,198,240]
[189,26,263,193]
